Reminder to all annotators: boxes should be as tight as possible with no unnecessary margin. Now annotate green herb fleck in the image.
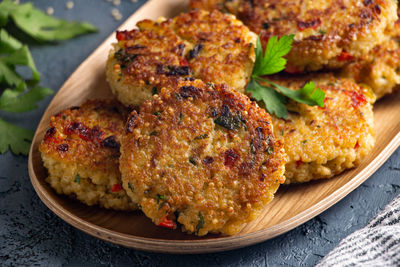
[178,112,183,125]
[149,131,158,136]
[156,194,168,204]
[319,29,326,35]
[196,212,205,234]
[250,141,256,154]
[173,93,182,100]
[152,87,158,95]
[302,140,308,145]
[214,107,242,130]
[74,174,80,184]
[266,146,274,155]
[194,134,209,140]
[280,129,284,136]
[189,156,197,166]
[128,183,134,192]
[206,82,215,89]
[154,111,162,116]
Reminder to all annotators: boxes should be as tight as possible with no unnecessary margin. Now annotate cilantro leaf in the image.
[246,79,288,118]
[0,86,53,113]
[0,0,97,42]
[0,117,33,155]
[252,35,294,76]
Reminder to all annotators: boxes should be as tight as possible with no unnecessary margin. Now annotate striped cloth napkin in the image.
[317,195,400,266]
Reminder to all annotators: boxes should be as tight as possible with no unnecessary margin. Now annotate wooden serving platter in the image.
[28,0,400,254]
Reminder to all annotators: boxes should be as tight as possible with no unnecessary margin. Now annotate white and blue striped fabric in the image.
[317,195,400,266]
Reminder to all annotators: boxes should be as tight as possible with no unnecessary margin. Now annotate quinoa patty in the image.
[267,74,375,184]
[106,9,256,107]
[120,79,286,235]
[341,12,400,99]
[190,0,398,72]
[39,100,136,210]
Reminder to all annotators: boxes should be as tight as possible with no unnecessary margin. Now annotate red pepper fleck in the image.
[158,216,176,229]
[44,127,56,141]
[224,148,240,168]
[179,58,189,66]
[354,141,360,149]
[297,18,322,31]
[111,184,122,192]
[65,122,104,142]
[116,30,129,41]
[338,51,354,62]
[343,90,367,109]
[284,64,303,74]
[296,158,303,167]
[44,127,63,144]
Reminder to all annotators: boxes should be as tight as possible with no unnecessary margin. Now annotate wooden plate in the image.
[28,0,400,254]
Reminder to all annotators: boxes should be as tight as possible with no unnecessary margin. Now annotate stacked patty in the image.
[39,100,136,210]
[106,9,256,107]
[267,74,375,184]
[190,0,398,72]
[119,79,286,235]
[341,9,400,99]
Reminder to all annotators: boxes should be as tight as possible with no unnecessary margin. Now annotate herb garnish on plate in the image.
[246,35,325,119]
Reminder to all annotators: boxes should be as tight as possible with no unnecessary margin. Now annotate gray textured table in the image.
[1,1,399,266]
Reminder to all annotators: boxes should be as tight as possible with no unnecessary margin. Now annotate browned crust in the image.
[191,0,398,72]
[40,100,128,171]
[107,9,255,106]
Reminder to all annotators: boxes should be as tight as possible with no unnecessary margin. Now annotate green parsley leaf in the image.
[0,29,22,53]
[246,79,288,118]
[0,0,97,42]
[0,86,53,113]
[268,80,325,107]
[0,9,8,27]
[246,35,325,119]
[0,117,33,155]
[74,174,81,184]
[252,35,294,76]
[0,43,40,85]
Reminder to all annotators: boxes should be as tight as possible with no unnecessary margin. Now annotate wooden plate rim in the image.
[27,0,400,254]
[28,124,400,254]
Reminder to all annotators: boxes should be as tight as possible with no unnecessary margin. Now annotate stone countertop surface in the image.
[0,1,399,266]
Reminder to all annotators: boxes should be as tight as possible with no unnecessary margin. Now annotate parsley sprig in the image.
[0,0,97,155]
[246,35,325,118]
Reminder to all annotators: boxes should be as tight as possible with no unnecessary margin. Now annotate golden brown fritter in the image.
[39,100,136,210]
[190,0,398,72]
[120,79,286,236]
[190,0,240,13]
[106,9,256,106]
[267,74,375,184]
[341,13,400,99]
